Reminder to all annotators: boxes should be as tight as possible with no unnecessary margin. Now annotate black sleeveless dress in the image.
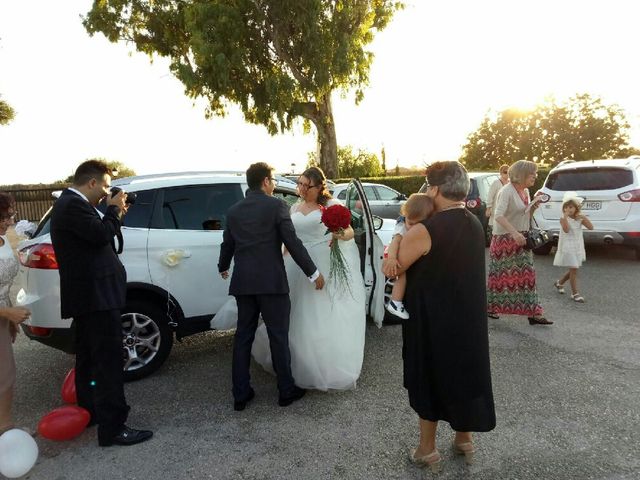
[402,208,496,432]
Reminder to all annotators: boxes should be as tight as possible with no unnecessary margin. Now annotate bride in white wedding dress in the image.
[213,167,366,391]
[252,168,366,390]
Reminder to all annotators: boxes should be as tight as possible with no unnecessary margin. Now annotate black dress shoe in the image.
[528,316,553,325]
[278,387,306,407]
[99,426,153,447]
[234,389,255,411]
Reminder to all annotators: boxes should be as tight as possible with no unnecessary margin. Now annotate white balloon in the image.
[0,429,39,478]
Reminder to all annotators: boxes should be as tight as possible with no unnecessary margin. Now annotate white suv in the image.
[533,156,640,259]
[16,172,386,380]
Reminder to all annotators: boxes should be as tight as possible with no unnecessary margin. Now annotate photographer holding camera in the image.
[50,160,152,447]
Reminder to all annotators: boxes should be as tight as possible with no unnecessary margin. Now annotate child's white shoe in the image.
[386,300,409,320]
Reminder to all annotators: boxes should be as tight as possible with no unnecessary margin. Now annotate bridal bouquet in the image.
[320,204,353,297]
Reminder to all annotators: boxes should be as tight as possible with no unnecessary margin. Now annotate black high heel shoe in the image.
[528,316,553,325]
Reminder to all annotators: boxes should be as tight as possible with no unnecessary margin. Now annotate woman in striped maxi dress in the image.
[487,160,552,325]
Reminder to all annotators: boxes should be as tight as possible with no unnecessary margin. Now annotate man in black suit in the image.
[219,162,324,410]
[50,160,152,447]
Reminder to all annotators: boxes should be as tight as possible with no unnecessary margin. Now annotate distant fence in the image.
[5,187,60,222]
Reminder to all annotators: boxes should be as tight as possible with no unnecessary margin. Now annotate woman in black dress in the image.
[393,161,495,472]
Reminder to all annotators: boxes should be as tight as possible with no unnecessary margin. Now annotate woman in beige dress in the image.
[0,192,31,434]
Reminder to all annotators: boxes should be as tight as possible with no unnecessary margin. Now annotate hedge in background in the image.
[335,166,551,197]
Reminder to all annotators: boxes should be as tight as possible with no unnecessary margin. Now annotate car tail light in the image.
[534,192,551,203]
[26,325,52,337]
[618,189,640,202]
[19,243,59,269]
[466,199,479,209]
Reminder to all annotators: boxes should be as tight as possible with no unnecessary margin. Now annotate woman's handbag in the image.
[524,216,550,250]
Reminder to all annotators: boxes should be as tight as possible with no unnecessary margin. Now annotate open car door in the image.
[344,179,385,327]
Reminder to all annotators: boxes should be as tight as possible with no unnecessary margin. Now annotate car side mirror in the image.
[372,215,383,231]
[397,193,407,201]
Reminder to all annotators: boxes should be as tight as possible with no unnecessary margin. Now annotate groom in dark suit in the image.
[50,160,152,447]
[218,162,324,410]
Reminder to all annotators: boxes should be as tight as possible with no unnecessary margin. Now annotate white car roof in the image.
[111,171,297,191]
[552,157,640,172]
[331,182,391,189]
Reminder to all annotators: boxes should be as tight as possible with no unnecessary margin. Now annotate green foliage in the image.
[333,175,424,196]
[308,145,382,178]
[60,159,137,183]
[83,0,403,176]
[0,96,16,125]
[461,94,633,170]
[532,167,551,194]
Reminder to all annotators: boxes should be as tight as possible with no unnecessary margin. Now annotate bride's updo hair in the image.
[301,166,332,207]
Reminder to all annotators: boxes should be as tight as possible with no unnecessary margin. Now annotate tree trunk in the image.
[314,95,338,179]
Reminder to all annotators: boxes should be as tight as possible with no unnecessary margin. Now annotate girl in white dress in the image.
[251,167,366,391]
[553,192,593,302]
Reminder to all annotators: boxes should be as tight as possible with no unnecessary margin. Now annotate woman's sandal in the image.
[528,316,554,325]
[553,281,565,294]
[409,448,443,473]
[572,293,585,303]
[452,441,475,465]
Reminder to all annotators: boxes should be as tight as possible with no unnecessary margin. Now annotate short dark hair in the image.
[425,161,470,201]
[246,162,274,190]
[0,192,16,218]
[73,160,112,186]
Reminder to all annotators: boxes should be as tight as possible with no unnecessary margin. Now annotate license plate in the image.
[582,201,602,210]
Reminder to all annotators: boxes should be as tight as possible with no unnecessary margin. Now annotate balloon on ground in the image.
[38,405,90,441]
[0,428,39,478]
[61,368,77,404]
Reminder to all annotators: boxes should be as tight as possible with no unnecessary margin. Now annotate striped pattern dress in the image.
[487,234,544,316]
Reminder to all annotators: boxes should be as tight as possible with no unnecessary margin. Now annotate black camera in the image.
[110,187,137,205]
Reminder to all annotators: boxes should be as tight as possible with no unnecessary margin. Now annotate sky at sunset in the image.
[1,0,639,184]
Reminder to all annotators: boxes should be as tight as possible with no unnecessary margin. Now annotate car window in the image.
[158,184,244,230]
[337,190,347,200]
[273,189,299,208]
[546,168,634,191]
[363,186,377,200]
[478,175,497,201]
[33,208,53,237]
[466,179,479,198]
[375,186,399,200]
[96,189,156,228]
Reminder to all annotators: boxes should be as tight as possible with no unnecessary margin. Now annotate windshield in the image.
[546,168,634,191]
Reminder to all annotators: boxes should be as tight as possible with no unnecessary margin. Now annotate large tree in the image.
[461,94,632,170]
[308,144,382,178]
[0,96,16,125]
[83,0,402,178]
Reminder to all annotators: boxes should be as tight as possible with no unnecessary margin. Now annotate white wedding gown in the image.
[212,200,366,391]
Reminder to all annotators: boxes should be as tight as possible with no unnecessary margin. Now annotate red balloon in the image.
[38,406,90,441]
[61,368,77,404]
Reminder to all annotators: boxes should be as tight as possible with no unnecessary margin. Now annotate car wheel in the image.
[532,243,553,256]
[121,300,174,381]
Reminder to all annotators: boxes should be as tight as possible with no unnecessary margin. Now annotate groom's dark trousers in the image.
[50,189,130,443]
[233,295,292,398]
[218,189,317,402]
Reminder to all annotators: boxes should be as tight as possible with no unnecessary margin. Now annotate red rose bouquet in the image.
[320,204,353,297]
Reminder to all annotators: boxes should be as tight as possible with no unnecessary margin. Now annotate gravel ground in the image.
[7,227,640,479]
